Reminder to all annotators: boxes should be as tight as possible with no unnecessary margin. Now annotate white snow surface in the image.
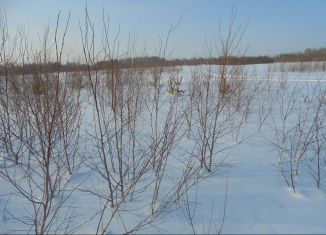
[1,62,326,234]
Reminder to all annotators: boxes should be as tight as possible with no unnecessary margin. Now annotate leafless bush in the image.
[66,71,86,91]
[257,70,277,132]
[228,66,259,142]
[306,84,326,189]
[168,69,185,95]
[79,8,159,233]
[185,8,253,172]
[0,9,22,165]
[259,68,326,192]
[267,82,304,192]
[0,11,83,233]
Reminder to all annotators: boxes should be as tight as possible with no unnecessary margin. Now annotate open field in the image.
[1,62,326,234]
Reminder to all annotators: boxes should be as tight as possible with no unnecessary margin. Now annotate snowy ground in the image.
[1,62,326,234]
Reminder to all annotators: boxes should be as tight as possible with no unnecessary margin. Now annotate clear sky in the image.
[2,0,326,60]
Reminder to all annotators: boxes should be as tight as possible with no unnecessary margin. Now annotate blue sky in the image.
[2,0,326,60]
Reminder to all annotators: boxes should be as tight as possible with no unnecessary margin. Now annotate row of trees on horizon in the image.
[1,47,326,76]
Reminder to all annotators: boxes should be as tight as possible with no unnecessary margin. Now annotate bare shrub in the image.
[79,8,158,233]
[259,69,326,192]
[168,68,185,95]
[66,71,85,91]
[185,8,252,172]
[306,84,326,189]
[0,12,83,233]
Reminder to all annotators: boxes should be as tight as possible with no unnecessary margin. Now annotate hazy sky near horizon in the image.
[2,0,326,60]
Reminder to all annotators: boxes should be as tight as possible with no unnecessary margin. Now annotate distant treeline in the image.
[275,47,326,62]
[1,47,326,76]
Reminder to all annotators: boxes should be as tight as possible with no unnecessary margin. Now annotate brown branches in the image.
[0,11,82,233]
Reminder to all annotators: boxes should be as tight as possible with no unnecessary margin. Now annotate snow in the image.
[1,62,326,234]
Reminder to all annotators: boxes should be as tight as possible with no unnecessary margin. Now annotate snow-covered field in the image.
[1,62,326,234]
